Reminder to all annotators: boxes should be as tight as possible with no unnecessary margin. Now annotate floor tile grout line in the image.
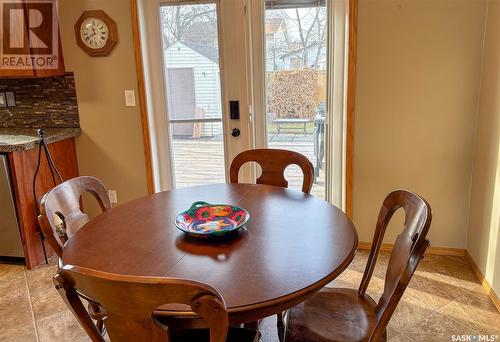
[401,332,417,341]
[386,325,417,342]
[386,324,403,341]
[391,253,498,338]
[23,269,40,342]
[442,312,482,335]
[389,275,466,334]
[437,293,490,335]
[410,258,484,306]
[367,285,437,335]
[406,283,466,313]
[396,290,483,339]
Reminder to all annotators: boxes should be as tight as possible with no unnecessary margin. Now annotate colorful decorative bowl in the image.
[175,201,250,238]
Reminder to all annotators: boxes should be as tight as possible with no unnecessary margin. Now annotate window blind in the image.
[265,0,326,9]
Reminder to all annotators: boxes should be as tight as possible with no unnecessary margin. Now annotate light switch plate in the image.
[5,92,15,107]
[108,190,118,204]
[124,90,136,107]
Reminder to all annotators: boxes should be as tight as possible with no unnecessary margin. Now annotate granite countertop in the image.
[0,128,81,153]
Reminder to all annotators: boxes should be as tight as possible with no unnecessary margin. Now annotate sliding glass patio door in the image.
[138,0,347,203]
[250,0,330,199]
[159,2,226,188]
[138,0,253,190]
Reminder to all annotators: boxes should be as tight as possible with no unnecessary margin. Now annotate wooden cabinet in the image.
[8,138,78,268]
[31,35,66,78]
[0,1,65,78]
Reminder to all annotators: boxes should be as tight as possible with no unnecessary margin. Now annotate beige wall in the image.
[353,0,487,247]
[467,0,500,294]
[56,0,495,256]
[59,0,149,209]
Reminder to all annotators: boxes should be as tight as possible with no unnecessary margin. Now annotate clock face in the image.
[80,18,109,49]
[75,10,117,57]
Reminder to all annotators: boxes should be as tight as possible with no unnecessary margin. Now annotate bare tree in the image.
[279,7,327,69]
[160,5,216,47]
[313,9,327,68]
[294,8,318,65]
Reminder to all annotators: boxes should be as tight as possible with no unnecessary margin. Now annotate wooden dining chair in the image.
[38,176,112,257]
[230,149,314,194]
[54,265,259,342]
[38,176,111,334]
[283,190,432,342]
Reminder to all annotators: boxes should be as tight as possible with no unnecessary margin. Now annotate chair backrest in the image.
[358,190,432,341]
[230,149,314,193]
[54,265,229,342]
[38,176,112,257]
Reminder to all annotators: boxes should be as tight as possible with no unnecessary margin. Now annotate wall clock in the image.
[75,10,118,57]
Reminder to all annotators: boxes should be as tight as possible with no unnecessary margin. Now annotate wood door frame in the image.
[131,0,154,194]
[130,0,357,218]
[346,0,357,218]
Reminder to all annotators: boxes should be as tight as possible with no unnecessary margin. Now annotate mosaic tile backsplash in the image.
[0,73,79,128]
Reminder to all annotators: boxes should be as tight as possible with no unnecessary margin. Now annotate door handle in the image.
[231,128,241,138]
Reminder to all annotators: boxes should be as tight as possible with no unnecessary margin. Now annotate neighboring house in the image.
[164,40,222,137]
[265,18,326,71]
[265,18,288,71]
[279,42,327,70]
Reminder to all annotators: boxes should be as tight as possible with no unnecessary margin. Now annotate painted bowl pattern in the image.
[175,201,250,237]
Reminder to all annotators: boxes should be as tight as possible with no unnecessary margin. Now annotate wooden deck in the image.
[172,138,325,198]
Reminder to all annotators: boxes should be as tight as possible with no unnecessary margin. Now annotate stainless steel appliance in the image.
[0,154,24,258]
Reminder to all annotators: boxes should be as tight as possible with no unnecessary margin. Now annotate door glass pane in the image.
[160,3,225,188]
[264,1,327,198]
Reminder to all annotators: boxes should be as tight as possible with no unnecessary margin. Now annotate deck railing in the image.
[169,117,223,138]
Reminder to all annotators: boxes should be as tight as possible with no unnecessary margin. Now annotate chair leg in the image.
[277,311,288,342]
[88,302,106,336]
[244,320,259,330]
[382,328,388,341]
[96,319,106,336]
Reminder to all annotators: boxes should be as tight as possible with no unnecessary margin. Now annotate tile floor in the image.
[1,250,499,342]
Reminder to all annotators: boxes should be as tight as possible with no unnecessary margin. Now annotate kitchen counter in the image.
[4,130,79,267]
[0,128,81,153]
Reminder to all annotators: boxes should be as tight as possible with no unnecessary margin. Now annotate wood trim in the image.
[357,242,466,257]
[464,251,500,313]
[345,0,357,219]
[130,0,155,194]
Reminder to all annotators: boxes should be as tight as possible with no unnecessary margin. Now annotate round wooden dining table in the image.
[62,183,358,324]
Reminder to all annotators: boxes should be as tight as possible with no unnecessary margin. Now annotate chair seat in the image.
[285,288,385,342]
[171,326,259,342]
